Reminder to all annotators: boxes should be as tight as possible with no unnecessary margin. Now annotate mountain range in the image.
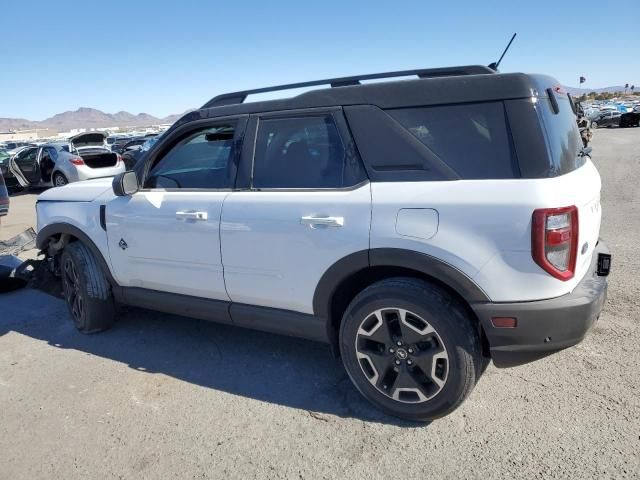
[0,107,186,133]
[563,85,631,95]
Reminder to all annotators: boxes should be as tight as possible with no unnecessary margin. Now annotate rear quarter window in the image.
[387,102,519,179]
[537,95,584,176]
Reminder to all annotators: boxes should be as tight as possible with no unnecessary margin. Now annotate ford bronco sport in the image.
[35,65,610,420]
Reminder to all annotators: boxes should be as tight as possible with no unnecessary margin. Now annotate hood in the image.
[69,132,108,149]
[38,177,114,202]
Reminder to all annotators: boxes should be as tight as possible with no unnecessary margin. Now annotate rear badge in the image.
[119,238,128,250]
[581,242,589,255]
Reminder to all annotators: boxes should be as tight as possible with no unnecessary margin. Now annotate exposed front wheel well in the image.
[326,266,490,359]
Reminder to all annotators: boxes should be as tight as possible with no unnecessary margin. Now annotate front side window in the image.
[145,125,236,189]
[253,115,362,189]
[388,102,519,179]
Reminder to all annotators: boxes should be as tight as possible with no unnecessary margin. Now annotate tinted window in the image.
[145,125,236,189]
[538,95,584,176]
[253,115,362,188]
[388,102,518,179]
[45,147,58,161]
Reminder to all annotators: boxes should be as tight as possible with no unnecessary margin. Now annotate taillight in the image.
[70,157,84,166]
[116,154,122,163]
[532,206,579,281]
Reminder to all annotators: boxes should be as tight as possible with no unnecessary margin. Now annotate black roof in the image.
[174,66,557,127]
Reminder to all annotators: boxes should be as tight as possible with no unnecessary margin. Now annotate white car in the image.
[9,132,124,188]
[34,66,610,421]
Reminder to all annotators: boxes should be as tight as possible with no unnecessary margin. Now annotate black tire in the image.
[339,277,483,421]
[53,172,68,187]
[60,242,116,333]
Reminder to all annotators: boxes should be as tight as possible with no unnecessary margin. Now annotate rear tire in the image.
[339,277,483,421]
[60,242,116,333]
[53,172,68,187]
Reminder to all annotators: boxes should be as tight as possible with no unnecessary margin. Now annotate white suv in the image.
[35,66,611,421]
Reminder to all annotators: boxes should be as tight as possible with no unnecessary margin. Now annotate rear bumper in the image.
[472,241,610,368]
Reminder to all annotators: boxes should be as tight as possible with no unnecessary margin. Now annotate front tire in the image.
[53,172,68,187]
[591,121,598,129]
[339,278,483,421]
[60,242,116,333]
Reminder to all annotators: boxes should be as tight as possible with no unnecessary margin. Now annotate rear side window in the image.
[388,102,519,179]
[253,115,364,189]
[537,94,584,176]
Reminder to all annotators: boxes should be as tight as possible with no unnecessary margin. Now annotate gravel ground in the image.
[0,128,638,479]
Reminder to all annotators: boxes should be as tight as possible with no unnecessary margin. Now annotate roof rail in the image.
[201,65,495,109]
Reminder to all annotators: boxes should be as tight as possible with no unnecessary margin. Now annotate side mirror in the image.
[112,170,139,196]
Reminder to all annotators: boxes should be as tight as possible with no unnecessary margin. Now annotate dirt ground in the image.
[0,128,638,479]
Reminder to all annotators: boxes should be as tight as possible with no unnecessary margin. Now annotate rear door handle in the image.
[300,216,344,227]
[176,211,208,221]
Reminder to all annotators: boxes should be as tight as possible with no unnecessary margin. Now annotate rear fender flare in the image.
[312,248,490,320]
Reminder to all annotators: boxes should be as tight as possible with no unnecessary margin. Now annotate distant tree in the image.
[588,91,597,97]
[625,83,629,94]
[578,93,588,102]
[631,85,635,93]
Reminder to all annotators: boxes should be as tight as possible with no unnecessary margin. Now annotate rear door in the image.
[10,147,41,185]
[106,116,247,301]
[220,108,371,315]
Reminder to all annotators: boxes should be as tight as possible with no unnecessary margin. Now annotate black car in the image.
[590,111,622,128]
[620,112,640,128]
[121,135,159,169]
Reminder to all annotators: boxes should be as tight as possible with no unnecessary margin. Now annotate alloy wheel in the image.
[62,257,84,326]
[355,308,449,403]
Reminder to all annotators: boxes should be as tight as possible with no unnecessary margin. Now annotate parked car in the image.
[35,66,609,421]
[0,169,8,220]
[1,141,36,156]
[0,149,22,193]
[110,137,138,154]
[121,135,159,169]
[619,112,640,128]
[590,111,622,128]
[9,132,124,188]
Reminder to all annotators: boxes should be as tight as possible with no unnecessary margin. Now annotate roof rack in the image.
[201,65,494,109]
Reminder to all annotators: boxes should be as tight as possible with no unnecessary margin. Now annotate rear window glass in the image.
[538,95,584,176]
[388,102,519,179]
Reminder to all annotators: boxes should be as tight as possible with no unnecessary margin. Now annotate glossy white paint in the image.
[371,159,602,302]
[220,184,371,314]
[36,157,602,311]
[106,191,230,301]
[38,178,113,202]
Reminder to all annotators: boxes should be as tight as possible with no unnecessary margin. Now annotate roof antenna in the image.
[488,33,517,72]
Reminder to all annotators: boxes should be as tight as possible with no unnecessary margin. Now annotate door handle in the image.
[300,216,344,227]
[176,211,208,221]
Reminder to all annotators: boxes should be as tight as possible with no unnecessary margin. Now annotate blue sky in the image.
[2,0,638,120]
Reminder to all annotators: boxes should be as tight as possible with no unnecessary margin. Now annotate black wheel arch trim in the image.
[312,248,490,321]
[36,222,118,286]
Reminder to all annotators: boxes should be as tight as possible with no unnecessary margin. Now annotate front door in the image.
[106,117,247,301]
[220,109,371,315]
